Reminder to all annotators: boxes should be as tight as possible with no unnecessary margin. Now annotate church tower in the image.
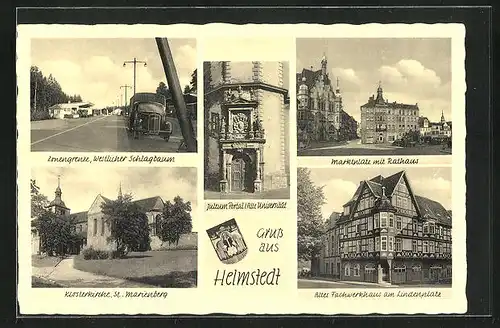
[375,81,385,104]
[46,176,70,216]
[321,53,328,77]
[440,110,446,124]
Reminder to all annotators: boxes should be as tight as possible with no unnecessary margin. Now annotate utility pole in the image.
[120,85,132,109]
[123,58,147,98]
[156,38,197,152]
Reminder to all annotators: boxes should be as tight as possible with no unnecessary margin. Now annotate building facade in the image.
[296,56,358,144]
[419,111,452,140]
[31,180,197,255]
[360,84,420,144]
[318,171,452,285]
[204,61,290,194]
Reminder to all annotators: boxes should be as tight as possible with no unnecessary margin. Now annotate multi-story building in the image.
[360,84,420,144]
[31,179,197,255]
[419,111,452,140]
[296,56,358,144]
[204,61,290,194]
[318,170,452,285]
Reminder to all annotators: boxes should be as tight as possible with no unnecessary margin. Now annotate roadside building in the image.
[318,170,452,285]
[360,84,419,144]
[296,55,358,143]
[49,101,94,119]
[204,61,290,194]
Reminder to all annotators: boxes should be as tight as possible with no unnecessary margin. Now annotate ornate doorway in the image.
[230,152,253,192]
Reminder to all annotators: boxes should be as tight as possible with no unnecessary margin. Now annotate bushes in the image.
[82,247,110,260]
[31,110,51,121]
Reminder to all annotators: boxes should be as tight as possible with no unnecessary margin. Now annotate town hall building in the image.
[296,55,358,145]
[203,61,290,195]
[318,170,452,285]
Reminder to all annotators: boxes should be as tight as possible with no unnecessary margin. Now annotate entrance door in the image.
[231,157,246,191]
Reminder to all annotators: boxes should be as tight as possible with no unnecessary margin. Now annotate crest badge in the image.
[207,218,248,264]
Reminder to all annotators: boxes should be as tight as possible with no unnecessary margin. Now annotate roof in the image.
[296,68,332,91]
[336,171,451,226]
[361,98,419,110]
[49,102,94,109]
[133,196,164,212]
[414,195,452,226]
[69,211,88,224]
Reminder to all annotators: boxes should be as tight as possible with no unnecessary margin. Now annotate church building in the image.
[31,179,196,255]
[318,171,452,285]
[296,55,358,144]
[203,61,290,195]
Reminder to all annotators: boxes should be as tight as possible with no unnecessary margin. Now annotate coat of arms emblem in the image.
[207,218,248,264]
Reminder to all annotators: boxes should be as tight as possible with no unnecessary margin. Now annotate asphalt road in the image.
[298,139,451,156]
[31,115,196,152]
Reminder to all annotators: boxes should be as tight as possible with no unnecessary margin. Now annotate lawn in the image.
[204,188,290,200]
[32,276,64,288]
[32,255,63,268]
[73,250,197,288]
[298,144,451,156]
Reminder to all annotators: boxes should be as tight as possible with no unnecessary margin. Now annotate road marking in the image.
[31,116,109,146]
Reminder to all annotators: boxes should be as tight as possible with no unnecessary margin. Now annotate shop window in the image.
[353,264,360,277]
[412,265,421,272]
[394,265,406,273]
[344,264,351,277]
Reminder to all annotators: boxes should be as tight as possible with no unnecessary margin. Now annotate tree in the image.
[189,69,197,94]
[100,193,150,257]
[36,210,80,256]
[31,179,49,218]
[158,196,192,246]
[156,81,171,99]
[183,85,191,94]
[297,168,326,261]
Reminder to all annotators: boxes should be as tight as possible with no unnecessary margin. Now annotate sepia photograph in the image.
[30,38,198,153]
[297,167,452,288]
[207,218,248,265]
[31,167,198,288]
[296,38,452,156]
[203,61,291,200]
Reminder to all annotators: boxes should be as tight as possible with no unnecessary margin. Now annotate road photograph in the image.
[30,38,198,153]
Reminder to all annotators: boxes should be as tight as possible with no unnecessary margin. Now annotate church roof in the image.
[69,211,88,224]
[133,196,164,212]
[296,68,332,90]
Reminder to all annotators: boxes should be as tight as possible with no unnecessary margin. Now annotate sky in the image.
[31,167,198,216]
[296,38,452,123]
[306,167,452,220]
[31,38,197,108]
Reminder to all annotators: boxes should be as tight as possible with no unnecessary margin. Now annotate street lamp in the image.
[123,58,147,98]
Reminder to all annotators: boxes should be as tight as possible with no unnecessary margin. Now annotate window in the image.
[381,236,387,251]
[344,264,351,276]
[375,237,380,251]
[412,265,421,272]
[344,206,350,215]
[389,236,394,251]
[356,240,361,253]
[353,264,360,276]
[101,218,105,236]
[396,216,402,230]
[412,220,418,233]
[389,213,394,228]
[423,224,429,234]
[423,241,429,253]
[412,240,417,252]
[374,214,380,229]
[368,217,373,230]
[395,238,402,251]
[77,225,82,232]
[93,218,97,236]
[429,241,435,253]
[380,213,387,228]
[210,112,220,136]
[417,240,423,252]
[439,226,443,236]
[394,265,406,273]
[368,238,374,252]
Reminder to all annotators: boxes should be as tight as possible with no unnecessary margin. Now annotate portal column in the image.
[254,148,262,192]
[220,150,228,193]
[387,259,393,285]
[377,263,383,284]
